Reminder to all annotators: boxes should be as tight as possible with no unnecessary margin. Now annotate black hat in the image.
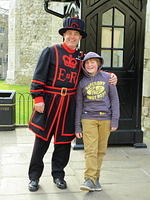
[59,17,87,38]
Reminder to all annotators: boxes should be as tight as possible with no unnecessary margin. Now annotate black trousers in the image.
[28,136,71,180]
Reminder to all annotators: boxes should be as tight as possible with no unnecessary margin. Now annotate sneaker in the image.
[80,179,96,192]
[95,179,102,191]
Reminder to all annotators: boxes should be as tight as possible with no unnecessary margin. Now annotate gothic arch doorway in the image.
[81,0,147,146]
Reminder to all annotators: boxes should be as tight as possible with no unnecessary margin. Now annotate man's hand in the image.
[110,127,117,132]
[34,102,45,113]
[109,73,117,85]
[75,133,83,138]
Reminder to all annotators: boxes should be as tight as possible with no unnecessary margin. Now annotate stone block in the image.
[144,59,150,71]
[144,117,150,129]
[143,70,150,97]
[144,48,150,60]
[144,32,150,49]
[143,97,150,106]
[142,107,149,116]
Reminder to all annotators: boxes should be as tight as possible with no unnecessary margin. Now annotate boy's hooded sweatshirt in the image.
[75,54,120,133]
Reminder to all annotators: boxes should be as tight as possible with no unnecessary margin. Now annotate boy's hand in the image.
[34,102,45,113]
[75,133,83,138]
[109,73,117,85]
[110,127,117,132]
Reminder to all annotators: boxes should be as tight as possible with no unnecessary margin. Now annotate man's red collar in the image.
[62,43,76,53]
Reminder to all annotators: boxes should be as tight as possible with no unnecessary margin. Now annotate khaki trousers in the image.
[82,119,111,183]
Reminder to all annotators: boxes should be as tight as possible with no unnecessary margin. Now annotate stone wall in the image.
[6,0,63,85]
[5,0,150,135]
[0,11,8,79]
[142,0,150,137]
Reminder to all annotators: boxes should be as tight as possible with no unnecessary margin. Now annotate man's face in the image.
[63,30,82,49]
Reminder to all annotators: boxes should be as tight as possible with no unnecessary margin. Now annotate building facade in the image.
[5,0,150,137]
[0,7,8,80]
[6,0,62,85]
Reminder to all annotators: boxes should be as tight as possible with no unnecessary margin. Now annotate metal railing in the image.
[16,92,33,126]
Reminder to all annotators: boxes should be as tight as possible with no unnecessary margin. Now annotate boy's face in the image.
[84,59,99,76]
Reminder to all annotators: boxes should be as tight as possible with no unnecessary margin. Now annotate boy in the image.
[75,52,120,192]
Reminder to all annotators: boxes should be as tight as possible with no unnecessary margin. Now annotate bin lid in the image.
[0,90,16,99]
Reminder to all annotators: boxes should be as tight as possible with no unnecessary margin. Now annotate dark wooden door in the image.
[81,0,147,146]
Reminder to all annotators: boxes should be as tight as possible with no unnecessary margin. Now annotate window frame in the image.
[99,7,125,69]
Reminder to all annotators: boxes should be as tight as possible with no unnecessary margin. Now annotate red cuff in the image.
[34,96,44,104]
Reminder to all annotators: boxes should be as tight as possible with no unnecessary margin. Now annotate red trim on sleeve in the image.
[32,80,45,85]
[34,96,44,104]
[30,89,44,92]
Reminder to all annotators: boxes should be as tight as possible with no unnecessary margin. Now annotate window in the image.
[101,8,125,68]
[0,26,5,33]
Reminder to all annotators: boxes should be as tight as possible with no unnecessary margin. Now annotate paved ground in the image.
[0,128,150,200]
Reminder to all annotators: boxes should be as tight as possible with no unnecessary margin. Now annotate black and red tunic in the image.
[29,43,82,144]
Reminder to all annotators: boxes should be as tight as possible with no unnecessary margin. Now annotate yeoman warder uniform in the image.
[28,17,87,191]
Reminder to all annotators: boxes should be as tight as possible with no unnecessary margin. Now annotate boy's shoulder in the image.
[100,70,111,77]
[100,70,111,80]
[79,77,85,83]
[78,76,87,86]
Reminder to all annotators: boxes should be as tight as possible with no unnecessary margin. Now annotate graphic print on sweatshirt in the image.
[85,81,106,100]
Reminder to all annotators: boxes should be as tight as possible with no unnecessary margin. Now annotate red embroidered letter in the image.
[69,72,77,84]
[57,68,66,82]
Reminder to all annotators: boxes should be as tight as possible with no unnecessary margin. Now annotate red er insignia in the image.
[63,55,77,69]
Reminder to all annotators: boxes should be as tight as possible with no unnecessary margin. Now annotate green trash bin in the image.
[0,90,16,131]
